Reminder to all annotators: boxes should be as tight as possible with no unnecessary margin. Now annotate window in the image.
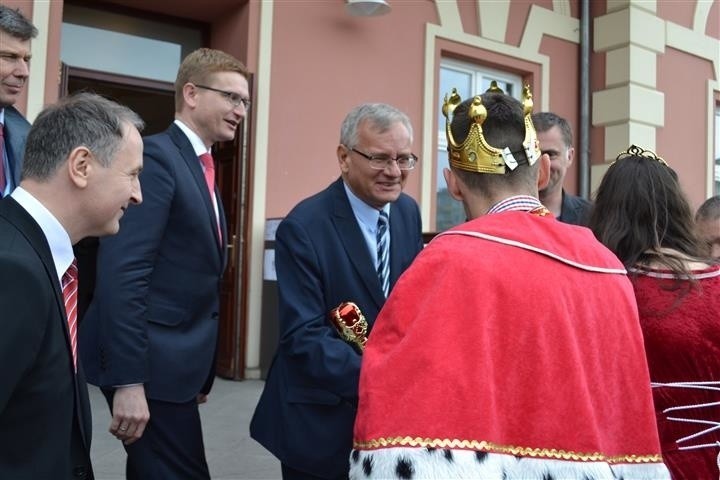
[436,60,523,231]
[61,4,203,83]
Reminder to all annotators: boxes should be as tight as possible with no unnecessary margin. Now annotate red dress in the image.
[631,265,720,480]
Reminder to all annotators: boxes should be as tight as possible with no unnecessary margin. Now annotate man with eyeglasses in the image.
[0,5,37,199]
[80,48,250,480]
[250,103,424,479]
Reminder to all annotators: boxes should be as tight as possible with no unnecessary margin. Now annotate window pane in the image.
[61,4,202,83]
[62,23,181,82]
[438,67,471,134]
[435,60,523,231]
[435,149,467,231]
[482,76,515,97]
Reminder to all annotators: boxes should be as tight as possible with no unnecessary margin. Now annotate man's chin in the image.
[0,94,18,109]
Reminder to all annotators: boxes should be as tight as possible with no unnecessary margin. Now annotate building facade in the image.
[8,0,719,378]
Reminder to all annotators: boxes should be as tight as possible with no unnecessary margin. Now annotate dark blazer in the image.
[80,123,227,402]
[558,190,592,226]
[250,178,423,478]
[4,106,31,188]
[0,197,93,479]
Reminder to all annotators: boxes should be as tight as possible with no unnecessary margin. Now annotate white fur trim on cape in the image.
[349,448,670,479]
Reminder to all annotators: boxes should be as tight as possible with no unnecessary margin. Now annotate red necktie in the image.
[0,123,6,194]
[199,153,221,245]
[62,259,78,371]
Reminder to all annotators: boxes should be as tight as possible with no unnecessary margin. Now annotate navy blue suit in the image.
[558,190,592,226]
[3,106,30,191]
[0,197,93,479]
[250,178,423,478]
[80,123,227,478]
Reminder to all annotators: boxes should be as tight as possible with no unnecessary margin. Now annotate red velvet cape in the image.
[354,212,663,465]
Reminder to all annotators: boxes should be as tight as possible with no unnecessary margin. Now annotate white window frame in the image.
[435,59,523,231]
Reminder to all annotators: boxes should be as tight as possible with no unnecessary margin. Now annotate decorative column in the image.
[591,0,664,186]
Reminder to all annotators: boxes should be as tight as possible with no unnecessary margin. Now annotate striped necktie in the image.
[376,210,389,297]
[62,259,78,371]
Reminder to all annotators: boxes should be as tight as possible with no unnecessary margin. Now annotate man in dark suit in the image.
[0,5,37,198]
[533,112,591,226]
[0,93,144,479]
[250,103,424,479]
[80,48,249,479]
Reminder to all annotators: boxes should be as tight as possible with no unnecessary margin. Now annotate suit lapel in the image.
[216,188,228,267]
[0,198,66,319]
[329,179,386,308]
[167,125,223,261]
[4,108,30,186]
[0,197,91,449]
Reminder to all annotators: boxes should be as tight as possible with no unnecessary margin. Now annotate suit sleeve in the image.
[275,216,362,400]
[0,256,54,412]
[90,140,175,386]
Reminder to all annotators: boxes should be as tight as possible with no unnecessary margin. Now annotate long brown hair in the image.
[589,146,707,279]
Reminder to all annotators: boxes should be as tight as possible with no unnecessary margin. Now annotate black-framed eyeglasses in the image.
[350,148,418,170]
[193,84,251,110]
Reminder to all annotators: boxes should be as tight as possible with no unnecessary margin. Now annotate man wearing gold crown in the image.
[350,86,671,479]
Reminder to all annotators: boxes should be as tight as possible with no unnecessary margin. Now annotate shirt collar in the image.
[487,195,544,215]
[11,186,74,284]
[174,119,211,156]
[343,181,390,229]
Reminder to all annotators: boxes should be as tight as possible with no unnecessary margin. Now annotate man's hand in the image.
[110,385,150,445]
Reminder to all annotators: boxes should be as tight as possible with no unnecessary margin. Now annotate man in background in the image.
[0,4,37,198]
[695,195,720,259]
[532,111,591,225]
[0,92,144,479]
[251,103,424,479]
[81,48,249,480]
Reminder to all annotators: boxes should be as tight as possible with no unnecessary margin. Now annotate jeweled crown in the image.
[442,82,541,174]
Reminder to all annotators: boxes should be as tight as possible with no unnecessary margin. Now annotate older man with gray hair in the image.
[251,103,424,479]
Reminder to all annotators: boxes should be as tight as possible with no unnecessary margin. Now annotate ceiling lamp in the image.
[345,0,391,17]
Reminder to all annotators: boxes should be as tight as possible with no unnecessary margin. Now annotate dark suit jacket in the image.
[0,197,93,479]
[250,178,423,478]
[558,190,592,226]
[80,123,227,402]
[4,106,31,189]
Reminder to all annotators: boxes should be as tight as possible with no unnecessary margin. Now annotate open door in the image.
[214,109,252,379]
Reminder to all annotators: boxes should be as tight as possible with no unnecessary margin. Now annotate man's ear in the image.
[337,145,350,174]
[67,146,92,189]
[537,152,551,190]
[567,146,575,167]
[183,83,198,109]
[443,167,464,202]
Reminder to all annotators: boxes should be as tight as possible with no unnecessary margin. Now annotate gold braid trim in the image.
[353,437,663,464]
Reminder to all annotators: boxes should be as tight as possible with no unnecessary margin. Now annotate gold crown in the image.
[442,82,541,174]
